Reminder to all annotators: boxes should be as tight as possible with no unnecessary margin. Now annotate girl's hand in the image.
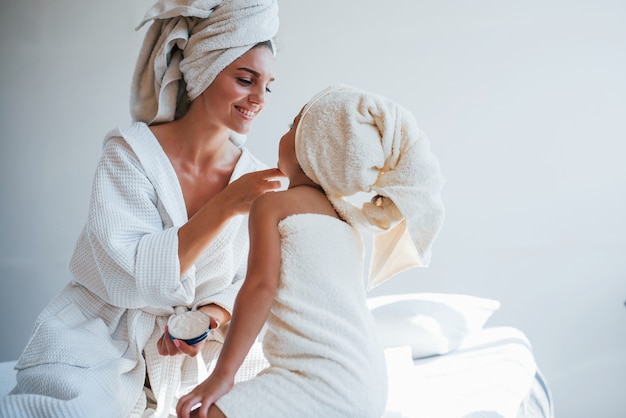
[176,373,234,418]
[157,325,206,357]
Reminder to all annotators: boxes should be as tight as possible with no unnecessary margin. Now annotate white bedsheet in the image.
[384,326,537,418]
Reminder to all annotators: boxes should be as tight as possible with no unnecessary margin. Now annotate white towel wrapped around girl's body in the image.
[217,214,388,417]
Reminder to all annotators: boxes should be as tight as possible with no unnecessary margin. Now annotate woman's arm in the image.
[176,192,283,418]
[177,168,284,276]
[76,136,282,309]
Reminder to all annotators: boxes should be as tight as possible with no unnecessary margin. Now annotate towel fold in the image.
[131,0,279,125]
[295,85,445,288]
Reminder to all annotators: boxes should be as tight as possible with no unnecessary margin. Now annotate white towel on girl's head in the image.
[130,0,279,125]
[295,85,446,288]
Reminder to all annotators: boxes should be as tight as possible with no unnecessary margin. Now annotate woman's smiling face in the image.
[199,45,276,134]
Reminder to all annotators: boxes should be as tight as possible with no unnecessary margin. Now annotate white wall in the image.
[1,1,625,416]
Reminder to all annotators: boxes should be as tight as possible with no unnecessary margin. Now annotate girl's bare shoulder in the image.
[252,187,338,222]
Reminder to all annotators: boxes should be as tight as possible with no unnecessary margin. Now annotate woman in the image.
[0,1,282,417]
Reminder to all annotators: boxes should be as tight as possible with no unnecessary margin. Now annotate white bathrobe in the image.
[216,214,388,418]
[0,122,268,418]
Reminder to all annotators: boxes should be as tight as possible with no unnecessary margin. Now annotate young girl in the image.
[177,84,446,418]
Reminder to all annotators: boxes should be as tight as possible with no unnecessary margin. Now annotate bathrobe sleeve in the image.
[192,256,246,313]
[70,134,195,309]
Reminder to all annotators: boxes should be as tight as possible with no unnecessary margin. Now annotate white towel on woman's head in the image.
[131,0,279,125]
[295,85,446,288]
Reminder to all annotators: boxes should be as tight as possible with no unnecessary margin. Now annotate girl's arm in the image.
[176,192,283,418]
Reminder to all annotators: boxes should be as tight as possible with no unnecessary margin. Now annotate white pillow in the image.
[367,293,500,359]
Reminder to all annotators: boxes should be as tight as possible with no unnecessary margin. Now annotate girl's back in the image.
[215,190,387,418]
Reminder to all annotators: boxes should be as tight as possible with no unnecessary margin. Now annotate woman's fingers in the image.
[175,338,205,357]
[158,325,206,357]
[221,168,286,215]
[243,168,286,196]
[257,167,285,181]
[157,325,175,356]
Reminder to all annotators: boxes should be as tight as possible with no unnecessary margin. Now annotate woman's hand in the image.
[158,304,224,357]
[157,325,206,357]
[218,168,285,216]
[178,167,285,275]
[176,372,234,418]
[197,304,229,329]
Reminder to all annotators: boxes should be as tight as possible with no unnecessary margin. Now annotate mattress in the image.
[383,326,553,418]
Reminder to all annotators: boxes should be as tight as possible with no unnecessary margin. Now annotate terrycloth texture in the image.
[0,122,269,418]
[295,85,446,288]
[216,214,388,418]
[131,0,279,125]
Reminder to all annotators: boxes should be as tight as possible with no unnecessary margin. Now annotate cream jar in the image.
[167,310,212,345]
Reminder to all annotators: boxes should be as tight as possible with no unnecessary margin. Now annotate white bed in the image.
[370,293,555,418]
[383,327,553,418]
[0,293,554,417]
